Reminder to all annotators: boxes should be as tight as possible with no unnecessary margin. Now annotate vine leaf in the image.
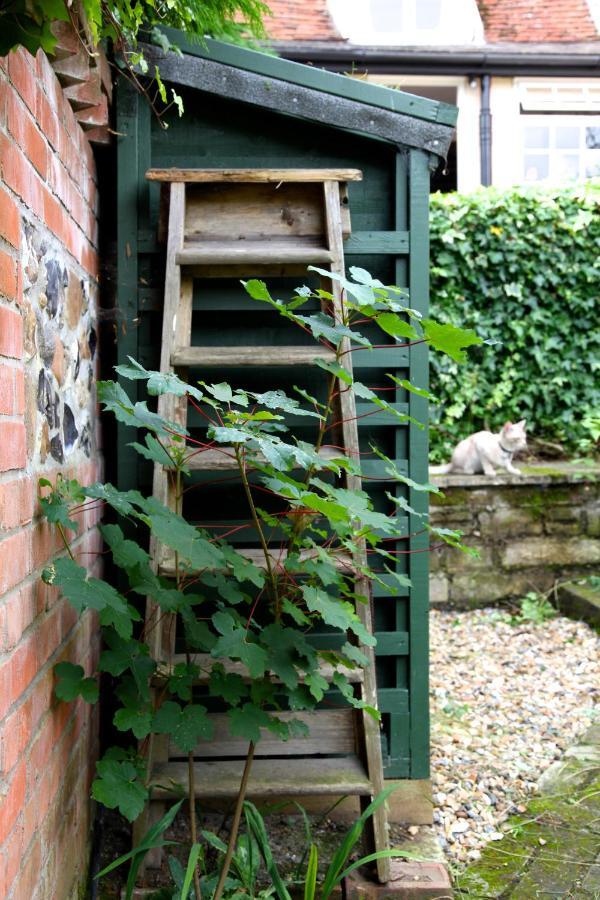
[53,558,135,639]
[38,477,84,532]
[54,661,99,703]
[421,319,482,362]
[211,612,268,679]
[153,701,213,752]
[92,758,148,822]
[114,706,154,740]
[115,356,203,401]
[227,703,271,743]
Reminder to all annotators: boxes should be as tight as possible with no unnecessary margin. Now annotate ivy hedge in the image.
[429,181,600,461]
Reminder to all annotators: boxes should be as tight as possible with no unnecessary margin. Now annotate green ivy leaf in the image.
[421,319,482,363]
[211,612,268,678]
[92,758,148,822]
[114,706,154,739]
[153,701,213,752]
[227,703,271,743]
[54,661,98,703]
[115,356,202,400]
[208,665,248,706]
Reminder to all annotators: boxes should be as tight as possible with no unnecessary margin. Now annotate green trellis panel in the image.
[115,60,453,780]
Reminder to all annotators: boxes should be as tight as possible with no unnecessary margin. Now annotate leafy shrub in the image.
[429,181,600,461]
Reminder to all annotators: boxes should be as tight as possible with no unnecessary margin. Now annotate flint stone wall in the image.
[429,463,600,607]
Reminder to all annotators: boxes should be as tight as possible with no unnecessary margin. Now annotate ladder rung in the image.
[176,244,333,266]
[154,655,364,685]
[150,756,372,798]
[146,168,363,183]
[159,546,355,578]
[171,346,336,367]
[186,445,347,471]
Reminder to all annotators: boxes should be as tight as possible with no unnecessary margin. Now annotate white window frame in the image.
[521,113,600,184]
[327,0,484,46]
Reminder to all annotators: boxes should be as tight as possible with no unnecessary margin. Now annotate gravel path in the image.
[429,607,600,866]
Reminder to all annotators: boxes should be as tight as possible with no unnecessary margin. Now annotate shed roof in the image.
[139,29,456,158]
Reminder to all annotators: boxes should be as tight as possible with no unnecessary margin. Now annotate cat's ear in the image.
[516,419,526,429]
[502,421,512,429]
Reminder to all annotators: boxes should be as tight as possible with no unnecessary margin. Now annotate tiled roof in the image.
[264,0,342,41]
[478,0,599,42]
[264,0,600,44]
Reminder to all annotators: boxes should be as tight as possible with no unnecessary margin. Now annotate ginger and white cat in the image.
[431,420,527,476]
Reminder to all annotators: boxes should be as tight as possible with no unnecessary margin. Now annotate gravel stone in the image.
[430,607,600,866]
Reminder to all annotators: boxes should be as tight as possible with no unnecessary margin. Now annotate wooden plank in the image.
[147,168,363,183]
[141,31,457,128]
[151,756,372,798]
[377,688,410,715]
[171,345,336,367]
[407,150,431,781]
[322,180,390,884]
[159,546,355,578]
[184,183,327,239]
[186,444,347,471]
[176,244,332,266]
[154,654,365,685]
[115,83,141,494]
[137,46,455,158]
[169,710,356,759]
[344,231,409,255]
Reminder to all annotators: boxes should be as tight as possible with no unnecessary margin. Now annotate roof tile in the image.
[265,0,342,41]
[478,0,599,42]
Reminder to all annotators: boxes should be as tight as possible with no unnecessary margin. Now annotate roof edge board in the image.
[148,28,458,127]
[138,44,455,159]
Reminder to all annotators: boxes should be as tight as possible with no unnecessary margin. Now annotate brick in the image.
[0,758,26,846]
[49,21,81,59]
[36,91,59,150]
[7,636,37,708]
[0,363,12,413]
[14,367,24,414]
[0,819,24,896]
[0,528,30,592]
[63,69,102,110]
[75,93,108,128]
[12,832,42,900]
[0,694,32,775]
[7,50,37,114]
[0,475,33,529]
[0,421,26,472]
[6,91,47,178]
[0,306,22,358]
[0,136,43,220]
[0,186,20,248]
[0,249,17,300]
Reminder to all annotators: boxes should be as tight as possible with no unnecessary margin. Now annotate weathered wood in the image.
[184,182,327,240]
[154,654,365,685]
[177,243,333,266]
[170,710,357,759]
[185,444,347,471]
[323,180,390,883]
[151,756,372,798]
[147,168,363,183]
[138,45,455,157]
[159,546,355,578]
[171,345,336,367]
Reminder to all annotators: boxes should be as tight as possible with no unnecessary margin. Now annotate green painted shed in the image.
[114,32,457,790]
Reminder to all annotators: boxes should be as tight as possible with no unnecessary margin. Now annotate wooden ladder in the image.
[136,168,391,883]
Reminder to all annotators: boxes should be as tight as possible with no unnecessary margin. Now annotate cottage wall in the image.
[0,45,103,899]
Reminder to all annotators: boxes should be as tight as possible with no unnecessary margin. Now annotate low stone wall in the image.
[429,463,600,607]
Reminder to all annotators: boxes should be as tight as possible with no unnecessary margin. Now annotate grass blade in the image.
[243,803,292,900]
[303,844,318,900]
[180,843,201,900]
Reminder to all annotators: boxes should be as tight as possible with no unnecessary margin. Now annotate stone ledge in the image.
[557,580,600,627]
[430,461,600,490]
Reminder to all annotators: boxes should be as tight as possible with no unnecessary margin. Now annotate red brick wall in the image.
[0,46,102,900]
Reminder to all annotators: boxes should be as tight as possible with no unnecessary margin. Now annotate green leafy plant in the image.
[40,268,478,896]
[429,181,600,462]
[0,0,269,122]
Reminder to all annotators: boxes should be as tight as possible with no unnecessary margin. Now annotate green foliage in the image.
[40,268,477,890]
[516,592,557,625]
[54,661,98,703]
[0,0,269,122]
[429,181,600,461]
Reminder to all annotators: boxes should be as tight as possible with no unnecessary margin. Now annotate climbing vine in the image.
[40,268,479,894]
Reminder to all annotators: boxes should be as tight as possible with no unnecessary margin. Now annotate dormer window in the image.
[328,0,484,45]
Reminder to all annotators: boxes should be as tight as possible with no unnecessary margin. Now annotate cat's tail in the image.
[429,463,452,475]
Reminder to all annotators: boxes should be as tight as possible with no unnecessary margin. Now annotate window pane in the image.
[524,126,549,149]
[556,126,579,149]
[586,126,600,149]
[585,151,600,177]
[416,0,442,29]
[370,0,403,30]
[555,154,580,180]
[524,154,549,181]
